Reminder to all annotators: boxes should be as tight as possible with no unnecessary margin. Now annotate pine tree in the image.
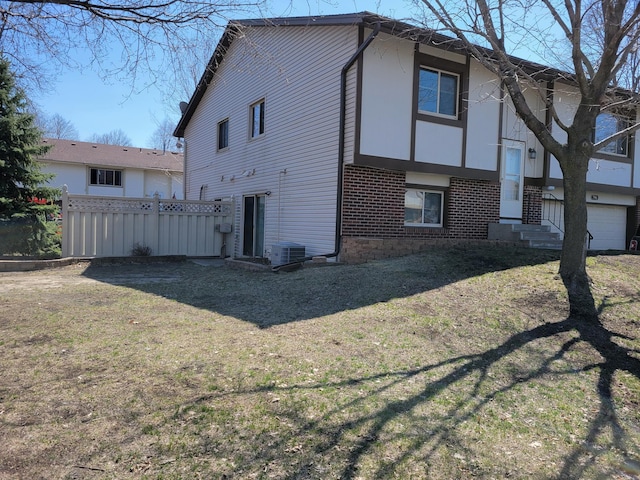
[0,57,60,256]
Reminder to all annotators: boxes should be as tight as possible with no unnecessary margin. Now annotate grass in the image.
[1,245,639,479]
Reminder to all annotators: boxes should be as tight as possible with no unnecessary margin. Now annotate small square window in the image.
[250,100,265,138]
[404,189,444,227]
[418,67,459,118]
[218,118,229,150]
[594,112,629,156]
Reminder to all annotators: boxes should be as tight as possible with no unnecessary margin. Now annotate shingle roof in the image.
[39,138,183,172]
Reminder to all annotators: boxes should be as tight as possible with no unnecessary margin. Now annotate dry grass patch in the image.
[0,246,639,479]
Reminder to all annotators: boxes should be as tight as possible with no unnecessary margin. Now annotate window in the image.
[250,99,265,138]
[404,189,444,227]
[218,118,229,150]
[90,168,122,186]
[418,67,459,118]
[595,113,629,156]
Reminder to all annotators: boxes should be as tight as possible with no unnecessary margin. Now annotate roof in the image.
[173,11,569,138]
[39,138,183,173]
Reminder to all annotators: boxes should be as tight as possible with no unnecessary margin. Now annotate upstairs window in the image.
[418,67,459,118]
[404,189,444,227]
[250,99,265,138]
[595,112,629,156]
[218,118,229,150]
[90,168,122,187]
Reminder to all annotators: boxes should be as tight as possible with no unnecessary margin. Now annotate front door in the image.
[500,140,525,222]
[243,195,265,257]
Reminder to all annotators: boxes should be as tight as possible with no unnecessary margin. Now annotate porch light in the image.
[528,147,537,160]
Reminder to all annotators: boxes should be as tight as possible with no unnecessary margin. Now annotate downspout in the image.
[180,137,187,200]
[273,21,381,272]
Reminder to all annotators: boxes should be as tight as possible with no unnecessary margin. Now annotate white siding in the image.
[587,159,632,187]
[503,78,546,178]
[359,33,413,161]
[549,83,636,190]
[418,44,466,64]
[185,24,360,258]
[125,169,145,197]
[42,162,87,193]
[144,170,180,198]
[415,121,463,166]
[465,61,500,171]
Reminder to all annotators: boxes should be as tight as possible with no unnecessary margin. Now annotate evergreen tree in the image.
[0,58,60,256]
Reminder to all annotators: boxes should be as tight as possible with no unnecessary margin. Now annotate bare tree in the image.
[417,0,640,320]
[89,129,133,146]
[0,0,265,94]
[148,117,179,152]
[41,113,79,140]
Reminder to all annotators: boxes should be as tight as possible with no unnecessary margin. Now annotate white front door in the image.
[500,140,525,222]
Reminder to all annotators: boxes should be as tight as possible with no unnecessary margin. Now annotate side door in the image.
[500,139,525,221]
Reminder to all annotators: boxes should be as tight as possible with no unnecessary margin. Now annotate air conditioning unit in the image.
[271,242,306,266]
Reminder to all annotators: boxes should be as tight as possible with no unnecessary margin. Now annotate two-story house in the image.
[174,12,640,263]
[39,138,184,199]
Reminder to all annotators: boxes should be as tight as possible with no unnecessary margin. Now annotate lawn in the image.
[1,246,639,479]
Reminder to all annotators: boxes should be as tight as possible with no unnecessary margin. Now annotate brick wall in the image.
[524,185,542,225]
[634,196,640,237]
[340,165,505,263]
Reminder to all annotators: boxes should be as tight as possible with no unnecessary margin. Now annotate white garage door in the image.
[587,204,627,250]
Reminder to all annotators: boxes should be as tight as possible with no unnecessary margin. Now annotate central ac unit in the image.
[271,242,306,266]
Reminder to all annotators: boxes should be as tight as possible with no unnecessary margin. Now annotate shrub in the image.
[131,243,152,256]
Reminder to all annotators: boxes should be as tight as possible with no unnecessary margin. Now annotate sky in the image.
[34,1,418,149]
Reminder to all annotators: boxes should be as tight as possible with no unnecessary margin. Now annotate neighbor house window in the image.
[250,99,265,138]
[218,118,229,150]
[595,112,629,156]
[405,189,444,227]
[90,168,122,186]
[418,67,459,118]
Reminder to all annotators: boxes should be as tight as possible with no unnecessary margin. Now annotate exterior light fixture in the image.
[528,147,537,160]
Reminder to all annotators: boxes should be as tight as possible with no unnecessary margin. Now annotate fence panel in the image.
[61,187,233,257]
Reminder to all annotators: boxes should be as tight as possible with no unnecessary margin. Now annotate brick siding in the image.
[340,164,509,262]
[634,196,640,237]
[523,185,542,225]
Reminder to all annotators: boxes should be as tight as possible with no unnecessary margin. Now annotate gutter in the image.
[273,21,381,272]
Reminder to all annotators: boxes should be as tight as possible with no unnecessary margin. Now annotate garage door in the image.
[587,204,627,250]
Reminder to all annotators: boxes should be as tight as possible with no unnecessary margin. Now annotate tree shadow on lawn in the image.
[171,302,640,479]
[78,245,639,478]
[80,245,563,327]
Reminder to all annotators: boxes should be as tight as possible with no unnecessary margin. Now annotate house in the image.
[39,138,184,199]
[173,12,640,263]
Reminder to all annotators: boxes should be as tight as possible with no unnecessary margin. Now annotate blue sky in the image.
[34,1,417,149]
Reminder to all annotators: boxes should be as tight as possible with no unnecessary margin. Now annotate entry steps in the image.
[488,223,563,250]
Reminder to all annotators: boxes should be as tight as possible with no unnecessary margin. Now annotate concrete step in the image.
[488,223,563,250]
[528,239,564,250]
[519,231,561,241]
[511,224,552,233]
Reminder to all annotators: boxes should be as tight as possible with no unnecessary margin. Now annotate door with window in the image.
[500,140,525,221]
[243,195,265,257]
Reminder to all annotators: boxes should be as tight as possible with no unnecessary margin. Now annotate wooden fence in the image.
[61,187,234,258]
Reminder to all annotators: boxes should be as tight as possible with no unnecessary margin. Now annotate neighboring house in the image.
[39,138,184,199]
[174,12,640,263]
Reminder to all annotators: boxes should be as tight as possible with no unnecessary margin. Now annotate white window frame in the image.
[404,188,445,227]
[417,67,460,119]
[250,99,265,139]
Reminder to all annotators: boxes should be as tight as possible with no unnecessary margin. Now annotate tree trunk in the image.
[558,151,598,320]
